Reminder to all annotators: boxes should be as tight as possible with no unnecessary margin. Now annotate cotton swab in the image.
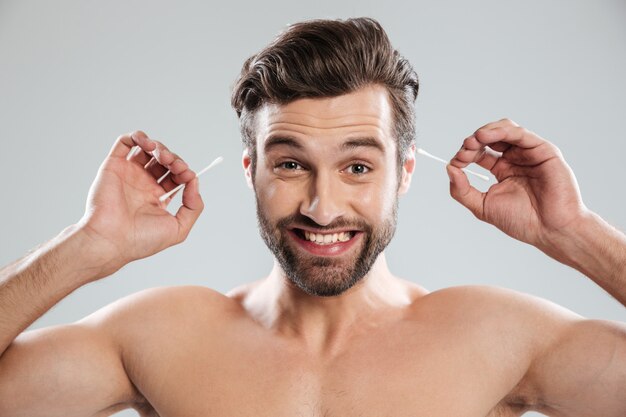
[159,156,224,202]
[416,148,490,182]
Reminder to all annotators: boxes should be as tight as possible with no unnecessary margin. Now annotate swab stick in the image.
[416,148,489,182]
[159,156,224,202]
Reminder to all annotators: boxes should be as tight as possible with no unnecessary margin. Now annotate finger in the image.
[130,130,157,150]
[109,130,157,160]
[502,141,563,166]
[450,135,501,170]
[148,157,194,189]
[446,164,485,220]
[127,146,153,166]
[150,141,178,167]
[490,142,512,153]
[144,142,191,182]
[167,157,189,176]
[109,134,135,158]
[474,147,501,171]
[170,169,196,185]
[451,145,500,170]
[129,130,157,160]
[474,125,545,149]
[144,157,169,181]
[158,169,197,193]
[173,178,204,243]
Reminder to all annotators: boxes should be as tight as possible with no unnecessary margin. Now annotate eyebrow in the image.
[264,135,385,154]
[340,137,385,153]
[264,136,304,153]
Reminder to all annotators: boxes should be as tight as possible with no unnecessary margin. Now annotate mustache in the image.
[275,213,371,233]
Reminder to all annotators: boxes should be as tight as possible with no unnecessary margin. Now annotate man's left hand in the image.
[447,118,588,251]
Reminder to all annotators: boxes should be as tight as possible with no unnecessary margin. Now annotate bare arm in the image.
[447,119,626,415]
[544,211,626,306]
[447,118,626,305]
[469,287,626,417]
[513,306,626,417]
[0,226,107,360]
[0,131,204,416]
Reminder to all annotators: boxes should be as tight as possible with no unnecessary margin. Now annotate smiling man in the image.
[250,88,402,299]
[1,17,625,417]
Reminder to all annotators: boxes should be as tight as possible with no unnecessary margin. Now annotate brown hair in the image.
[231,17,419,174]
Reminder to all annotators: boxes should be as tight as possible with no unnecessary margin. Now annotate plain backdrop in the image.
[1,1,624,416]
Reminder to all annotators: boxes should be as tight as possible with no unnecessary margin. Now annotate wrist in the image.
[540,209,595,266]
[540,209,626,281]
[58,223,127,283]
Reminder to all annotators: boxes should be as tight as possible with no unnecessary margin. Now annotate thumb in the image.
[174,178,204,243]
[446,164,485,220]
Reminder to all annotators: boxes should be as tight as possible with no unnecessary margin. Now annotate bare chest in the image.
[129,319,528,417]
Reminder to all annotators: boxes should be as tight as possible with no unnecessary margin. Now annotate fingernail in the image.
[446,164,455,183]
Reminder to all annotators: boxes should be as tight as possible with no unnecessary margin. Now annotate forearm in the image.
[543,211,626,306]
[0,224,112,356]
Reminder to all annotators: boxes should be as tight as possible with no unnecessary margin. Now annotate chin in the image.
[282,256,370,297]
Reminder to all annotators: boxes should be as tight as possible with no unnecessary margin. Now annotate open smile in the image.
[288,228,362,256]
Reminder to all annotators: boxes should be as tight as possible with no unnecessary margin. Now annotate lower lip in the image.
[288,230,362,256]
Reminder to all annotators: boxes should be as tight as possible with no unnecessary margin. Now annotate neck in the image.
[242,253,415,355]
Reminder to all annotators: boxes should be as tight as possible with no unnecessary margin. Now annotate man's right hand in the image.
[0,131,204,415]
[78,130,204,279]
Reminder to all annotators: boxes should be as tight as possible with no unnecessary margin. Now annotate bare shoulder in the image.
[414,284,588,360]
[0,286,235,416]
[427,286,626,415]
[416,284,582,324]
[79,285,244,409]
[80,285,244,368]
[82,285,241,328]
[409,285,590,411]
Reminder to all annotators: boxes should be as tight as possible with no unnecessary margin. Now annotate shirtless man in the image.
[0,17,624,417]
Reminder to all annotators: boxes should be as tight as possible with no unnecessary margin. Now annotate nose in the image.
[299,171,346,226]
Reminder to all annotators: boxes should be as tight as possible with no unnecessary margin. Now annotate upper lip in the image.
[290,226,360,234]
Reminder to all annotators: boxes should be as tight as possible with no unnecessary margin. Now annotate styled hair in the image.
[231,17,419,173]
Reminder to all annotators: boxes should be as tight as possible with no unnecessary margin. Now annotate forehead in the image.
[254,84,394,148]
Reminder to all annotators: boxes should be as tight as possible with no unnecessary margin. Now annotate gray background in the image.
[1,1,624,416]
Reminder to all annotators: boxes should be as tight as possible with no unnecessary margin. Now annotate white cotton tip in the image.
[196,156,223,178]
[158,156,224,202]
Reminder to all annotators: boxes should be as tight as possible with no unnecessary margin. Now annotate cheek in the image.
[356,188,393,212]
[351,171,397,210]
[256,178,302,216]
[348,180,397,220]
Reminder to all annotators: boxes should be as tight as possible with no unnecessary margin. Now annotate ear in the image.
[242,148,254,189]
[398,144,415,195]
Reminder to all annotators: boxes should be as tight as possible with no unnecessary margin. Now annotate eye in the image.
[347,164,370,175]
[275,161,304,171]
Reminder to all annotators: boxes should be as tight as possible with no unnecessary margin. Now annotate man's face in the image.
[243,85,414,297]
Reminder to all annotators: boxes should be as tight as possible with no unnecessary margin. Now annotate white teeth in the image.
[301,230,353,245]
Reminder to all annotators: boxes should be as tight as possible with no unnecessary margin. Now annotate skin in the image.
[0,85,625,417]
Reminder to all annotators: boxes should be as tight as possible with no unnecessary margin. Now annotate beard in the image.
[255,198,398,297]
